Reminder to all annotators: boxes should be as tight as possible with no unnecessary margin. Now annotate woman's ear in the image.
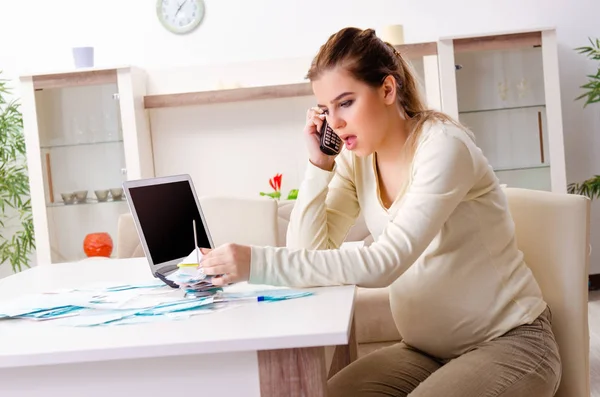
[381,75,397,105]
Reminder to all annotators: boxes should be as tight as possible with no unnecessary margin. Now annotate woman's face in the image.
[312,67,396,157]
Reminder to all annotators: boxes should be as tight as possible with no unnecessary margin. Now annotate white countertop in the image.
[0,258,355,368]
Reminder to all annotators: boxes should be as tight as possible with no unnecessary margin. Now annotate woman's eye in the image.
[340,100,353,108]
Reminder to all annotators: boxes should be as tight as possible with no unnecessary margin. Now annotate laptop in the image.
[122,174,215,287]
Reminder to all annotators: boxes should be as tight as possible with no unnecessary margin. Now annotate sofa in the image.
[117,188,591,396]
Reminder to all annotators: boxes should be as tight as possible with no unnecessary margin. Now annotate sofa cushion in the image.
[276,200,372,247]
[199,196,279,247]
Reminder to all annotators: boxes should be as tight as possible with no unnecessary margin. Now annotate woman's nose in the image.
[328,114,346,131]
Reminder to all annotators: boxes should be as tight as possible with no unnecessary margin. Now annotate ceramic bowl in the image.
[94,189,109,202]
[110,188,123,201]
[74,190,88,203]
[61,192,75,205]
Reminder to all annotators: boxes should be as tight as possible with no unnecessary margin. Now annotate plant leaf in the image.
[0,70,35,273]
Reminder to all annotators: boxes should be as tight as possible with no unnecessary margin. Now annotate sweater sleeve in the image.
[249,131,477,288]
[285,149,360,250]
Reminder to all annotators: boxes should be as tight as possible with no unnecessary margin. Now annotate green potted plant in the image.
[567,38,600,198]
[0,71,35,273]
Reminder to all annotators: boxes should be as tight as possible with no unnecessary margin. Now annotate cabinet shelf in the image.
[40,138,123,149]
[20,65,154,265]
[47,198,127,208]
[493,164,550,172]
[459,104,545,115]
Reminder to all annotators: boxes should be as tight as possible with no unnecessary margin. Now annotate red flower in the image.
[269,173,282,192]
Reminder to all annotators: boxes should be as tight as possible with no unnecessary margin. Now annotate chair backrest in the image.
[116,213,145,258]
[116,196,279,258]
[276,200,373,247]
[505,187,591,397]
[198,196,279,247]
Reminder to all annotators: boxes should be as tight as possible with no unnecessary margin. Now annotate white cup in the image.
[72,47,94,68]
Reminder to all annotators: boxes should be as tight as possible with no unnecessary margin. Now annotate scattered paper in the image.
[166,248,223,297]
[0,266,314,327]
[52,309,141,327]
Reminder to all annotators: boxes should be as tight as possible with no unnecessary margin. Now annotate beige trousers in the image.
[329,306,561,397]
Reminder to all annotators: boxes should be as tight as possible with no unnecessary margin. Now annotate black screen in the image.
[128,181,212,265]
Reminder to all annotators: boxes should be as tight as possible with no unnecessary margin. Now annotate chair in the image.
[505,187,591,397]
[116,212,145,258]
[197,196,279,247]
[116,196,279,258]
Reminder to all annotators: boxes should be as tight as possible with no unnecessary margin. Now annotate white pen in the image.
[193,219,200,265]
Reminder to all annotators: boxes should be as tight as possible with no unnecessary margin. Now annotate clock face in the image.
[156,0,205,34]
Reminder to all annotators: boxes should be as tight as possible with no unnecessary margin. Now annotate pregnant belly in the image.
[387,267,510,359]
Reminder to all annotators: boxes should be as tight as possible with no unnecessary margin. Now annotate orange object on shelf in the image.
[83,232,113,258]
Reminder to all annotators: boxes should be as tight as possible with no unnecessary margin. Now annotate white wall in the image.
[1,0,599,273]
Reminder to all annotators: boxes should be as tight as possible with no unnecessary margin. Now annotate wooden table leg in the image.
[257,315,357,396]
[258,345,327,397]
[327,315,358,380]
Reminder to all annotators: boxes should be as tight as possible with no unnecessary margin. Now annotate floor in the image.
[589,291,600,396]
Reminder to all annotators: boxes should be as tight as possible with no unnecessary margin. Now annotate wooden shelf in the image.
[453,31,542,54]
[394,42,438,58]
[142,32,542,110]
[20,65,135,90]
[31,69,118,90]
[143,42,438,109]
[144,82,313,109]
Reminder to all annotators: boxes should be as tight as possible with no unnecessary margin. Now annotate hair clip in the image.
[394,49,401,57]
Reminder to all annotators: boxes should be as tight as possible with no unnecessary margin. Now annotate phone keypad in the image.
[325,126,341,151]
[320,122,342,155]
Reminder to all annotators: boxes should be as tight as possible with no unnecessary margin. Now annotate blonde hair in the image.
[306,27,466,160]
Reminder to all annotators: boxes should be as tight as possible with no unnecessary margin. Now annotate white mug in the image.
[72,47,94,68]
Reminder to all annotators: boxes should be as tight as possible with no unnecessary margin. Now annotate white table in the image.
[0,258,357,397]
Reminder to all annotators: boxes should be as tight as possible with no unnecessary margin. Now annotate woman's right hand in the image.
[304,107,337,171]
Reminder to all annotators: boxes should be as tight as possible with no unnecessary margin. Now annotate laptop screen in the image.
[126,180,212,266]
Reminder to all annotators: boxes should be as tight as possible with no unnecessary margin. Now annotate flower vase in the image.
[83,232,113,258]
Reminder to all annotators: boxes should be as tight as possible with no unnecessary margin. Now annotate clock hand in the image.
[175,0,187,16]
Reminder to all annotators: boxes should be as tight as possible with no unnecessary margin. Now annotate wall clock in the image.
[156,0,205,34]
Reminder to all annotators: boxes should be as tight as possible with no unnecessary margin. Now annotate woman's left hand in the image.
[200,244,252,286]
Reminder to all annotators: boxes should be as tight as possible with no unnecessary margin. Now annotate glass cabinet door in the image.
[452,33,552,191]
[36,82,129,263]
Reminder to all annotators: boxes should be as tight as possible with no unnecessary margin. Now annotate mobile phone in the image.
[319,119,342,156]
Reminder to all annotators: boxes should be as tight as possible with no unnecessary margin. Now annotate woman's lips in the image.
[343,135,357,150]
